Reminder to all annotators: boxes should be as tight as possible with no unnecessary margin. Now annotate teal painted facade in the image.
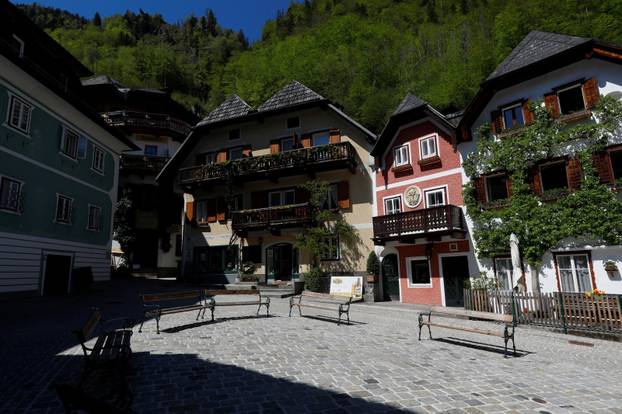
[0,81,114,246]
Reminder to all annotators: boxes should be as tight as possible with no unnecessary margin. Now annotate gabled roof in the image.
[257,81,325,112]
[199,95,253,126]
[371,93,455,157]
[487,31,591,81]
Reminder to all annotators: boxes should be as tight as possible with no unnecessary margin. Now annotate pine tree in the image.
[206,9,217,37]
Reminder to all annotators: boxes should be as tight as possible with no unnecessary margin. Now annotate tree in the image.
[113,195,136,268]
[206,9,218,37]
[93,12,102,28]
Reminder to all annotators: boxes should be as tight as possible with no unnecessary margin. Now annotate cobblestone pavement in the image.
[1,278,622,413]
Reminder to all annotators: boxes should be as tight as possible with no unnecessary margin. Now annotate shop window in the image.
[486,174,509,202]
[494,257,513,290]
[384,196,402,215]
[502,104,524,129]
[540,161,568,192]
[197,246,238,273]
[408,258,431,285]
[393,144,409,167]
[558,84,585,115]
[556,254,592,293]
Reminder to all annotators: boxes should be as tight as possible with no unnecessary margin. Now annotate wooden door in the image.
[42,254,72,295]
[442,256,470,307]
[382,254,400,301]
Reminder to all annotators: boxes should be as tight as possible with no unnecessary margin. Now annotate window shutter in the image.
[544,93,560,118]
[216,150,227,163]
[251,191,267,208]
[329,129,341,144]
[582,78,600,109]
[242,145,252,157]
[337,181,350,209]
[531,167,542,195]
[207,199,217,223]
[593,152,613,184]
[490,110,503,133]
[300,133,311,148]
[217,197,226,222]
[473,177,487,204]
[185,201,194,222]
[567,157,583,190]
[506,177,513,198]
[270,139,280,154]
[522,100,534,125]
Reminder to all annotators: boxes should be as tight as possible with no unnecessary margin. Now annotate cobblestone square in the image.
[1,278,621,413]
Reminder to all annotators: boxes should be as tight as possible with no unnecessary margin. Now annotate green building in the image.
[0,1,136,295]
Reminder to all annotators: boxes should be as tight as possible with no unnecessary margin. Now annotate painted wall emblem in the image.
[404,185,422,208]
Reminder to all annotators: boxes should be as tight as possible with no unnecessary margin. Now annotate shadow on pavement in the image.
[433,337,532,358]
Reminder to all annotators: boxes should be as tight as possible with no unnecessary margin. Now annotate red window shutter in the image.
[216,197,226,222]
[337,181,350,209]
[544,93,560,118]
[216,150,227,163]
[300,134,311,148]
[567,157,583,190]
[531,167,542,195]
[582,78,600,109]
[593,152,613,184]
[490,110,503,133]
[270,140,280,154]
[506,177,513,198]
[242,145,252,157]
[185,201,194,222]
[474,177,487,204]
[207,199,217,223]
[522,100,534,125]
[329,129,341,144]
[251,191,267,209]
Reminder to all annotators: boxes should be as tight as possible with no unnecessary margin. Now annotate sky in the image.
[16,0,298,41]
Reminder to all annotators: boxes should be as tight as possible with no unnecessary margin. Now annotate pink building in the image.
[371,95,475,306]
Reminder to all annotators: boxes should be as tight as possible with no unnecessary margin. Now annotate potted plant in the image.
[604,260,618,273]
[366,251,380,283]
[240,261,259,282]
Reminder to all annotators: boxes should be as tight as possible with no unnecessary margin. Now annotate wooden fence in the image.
[463,289,622,334]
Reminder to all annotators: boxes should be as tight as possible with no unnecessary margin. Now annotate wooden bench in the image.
[139,290,207,334]
[289,291,353,325]
[418,306,516,356]
[203,289,270,321]
[74,308,133,373]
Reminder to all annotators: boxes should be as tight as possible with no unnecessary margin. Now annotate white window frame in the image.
[0,175,23,214]
[424,186,447,208]
[406,256,433,288]
[494,257,513,291]
[12,34,25,57]
[556,83,586,115]
[268,189,296,207]
[393,144,410,167]
[60,126,80,160]
[419,134,438,160]
[6,93,33,135]
[91,146,105,174]
[501,103,525,130]
[320,236,341,261]
[86,204,103,232]
[55,194,73,225]
[383,195,402,215]
[485,173,509,203]
[555,253,593,293]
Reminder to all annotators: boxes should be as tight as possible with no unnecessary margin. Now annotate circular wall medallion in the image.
[404,185,422,208]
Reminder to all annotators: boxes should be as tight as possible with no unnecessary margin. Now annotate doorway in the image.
[266,243,297,281]
[441,255,470,307]
[382,254,400,301]
[42,253,73,295]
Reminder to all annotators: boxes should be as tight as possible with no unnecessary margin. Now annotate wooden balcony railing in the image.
[120,154,169,172]
[179,142,356,186]
[372,205,465,243]
[103,111,193,137]
[231,203,313,233]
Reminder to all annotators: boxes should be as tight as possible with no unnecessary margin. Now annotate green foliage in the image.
[464,272,499,289]
[113,196,136,265]
[366,251,380,276]
[303,267,325,292]
[464,97,622,264]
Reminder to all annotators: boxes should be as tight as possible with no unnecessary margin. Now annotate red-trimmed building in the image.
[371,95,476,306]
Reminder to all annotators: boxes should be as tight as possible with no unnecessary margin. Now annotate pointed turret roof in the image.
[200,95,253,125]
[257,80,325,112]
[487,31,590,81]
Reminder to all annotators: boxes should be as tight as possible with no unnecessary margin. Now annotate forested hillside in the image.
[18,0,622,131]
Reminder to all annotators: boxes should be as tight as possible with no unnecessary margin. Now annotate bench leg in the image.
[211,307,214,322]
[156,315,160,335]
[138,318,145,333]
[256,303,262,316]
[266,302,270,317]
[337,311,341,326]
[289,304,292,317]
[503,326,509,357]
[196,309,202,321]
[417,314,422,341]
[346,310,350,325]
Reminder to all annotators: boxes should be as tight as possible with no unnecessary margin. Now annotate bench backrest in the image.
[77,308,102,343]
[300,290,352,303]
[203,289,260,297]
[430,306,513,323]
[141,290,202,303]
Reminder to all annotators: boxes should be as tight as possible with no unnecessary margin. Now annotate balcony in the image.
[120,154,169,173]
[231,203,313,234]
[103,111,192,137]
[372,205,466,245]
[179,142,357,187]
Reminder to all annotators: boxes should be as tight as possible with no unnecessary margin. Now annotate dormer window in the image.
[557,84,585,115]
[228,128,240,140]
[419,135,438,160]
[11,34,24,57]
[502,104,524,129]
[287,117,299,129]
[393,144,410,167]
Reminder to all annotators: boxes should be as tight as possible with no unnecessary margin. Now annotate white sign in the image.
[329,276,363,299]
[404,185,422,208]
